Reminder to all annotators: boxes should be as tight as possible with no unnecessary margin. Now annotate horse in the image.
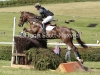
[18,11,88,63]
[18,11,56,37]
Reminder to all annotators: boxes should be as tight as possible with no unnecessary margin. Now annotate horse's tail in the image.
[70,28,88,48]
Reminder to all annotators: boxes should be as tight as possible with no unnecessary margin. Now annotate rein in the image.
[28,17,42,28]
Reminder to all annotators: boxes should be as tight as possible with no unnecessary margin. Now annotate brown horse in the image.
[18,11,88,63]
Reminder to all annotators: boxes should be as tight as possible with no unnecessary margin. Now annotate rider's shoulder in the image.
[40,7,45,9]
[39,7,44,12]
[40,7,46,12]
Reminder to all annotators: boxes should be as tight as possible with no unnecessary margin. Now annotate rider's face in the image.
[35,7,39,10]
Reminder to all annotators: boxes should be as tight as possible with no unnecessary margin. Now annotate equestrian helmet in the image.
[35,3,41,8]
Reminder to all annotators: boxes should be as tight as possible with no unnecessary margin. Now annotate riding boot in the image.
[42,24,46,35]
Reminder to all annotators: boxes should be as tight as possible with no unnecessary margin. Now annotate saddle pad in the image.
[46,26,55,31]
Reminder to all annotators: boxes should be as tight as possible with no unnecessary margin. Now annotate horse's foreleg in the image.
[23,27,33,34]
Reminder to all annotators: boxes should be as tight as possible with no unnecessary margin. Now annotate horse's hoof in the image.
[79,59,84,64]
[23,28,26,31]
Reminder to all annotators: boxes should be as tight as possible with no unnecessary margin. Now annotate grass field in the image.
[0,60,100,75]
[0,1,100,43]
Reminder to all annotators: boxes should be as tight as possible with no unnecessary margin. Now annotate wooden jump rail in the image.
[13,53,26,56]
[13,53,28,65]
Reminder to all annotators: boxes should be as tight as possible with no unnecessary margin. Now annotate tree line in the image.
[0,0,100,8]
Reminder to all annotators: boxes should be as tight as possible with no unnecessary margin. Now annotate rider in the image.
[34,3,54,35]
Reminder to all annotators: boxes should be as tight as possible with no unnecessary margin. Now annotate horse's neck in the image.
[38,21,42,25]
[27,17,35,24]
[55,26,61,33]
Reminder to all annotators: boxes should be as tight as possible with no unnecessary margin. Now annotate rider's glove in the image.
[36,16,42,20]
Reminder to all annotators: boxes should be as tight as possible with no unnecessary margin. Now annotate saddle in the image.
[45,22,56,26]
[50,24,56,26]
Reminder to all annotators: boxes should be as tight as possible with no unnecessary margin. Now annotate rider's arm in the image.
[39,9,45,18]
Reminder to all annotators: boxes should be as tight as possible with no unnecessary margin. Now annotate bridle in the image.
[18,12,42,28]
[20,15,27,23]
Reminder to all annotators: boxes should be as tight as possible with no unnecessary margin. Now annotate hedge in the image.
[0,46,12,60]
[0,0,100,8]
[0,46,100,61]
[26,47,100,70]
[26,48,66,70]
[78,48,100,61]
[0,45,100,70]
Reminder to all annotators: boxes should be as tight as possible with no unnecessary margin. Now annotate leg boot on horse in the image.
[74,51,83,64]
[70,45,83,64]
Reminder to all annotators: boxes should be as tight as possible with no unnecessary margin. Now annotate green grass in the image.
[0,2,100,43]
[0,60,100,75]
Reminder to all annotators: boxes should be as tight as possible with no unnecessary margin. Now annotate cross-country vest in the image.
[39,7,54,18]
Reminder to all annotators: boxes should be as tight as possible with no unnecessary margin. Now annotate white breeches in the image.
[42,16,54,24]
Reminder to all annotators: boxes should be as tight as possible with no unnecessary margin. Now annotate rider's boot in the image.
[42,24,46,35]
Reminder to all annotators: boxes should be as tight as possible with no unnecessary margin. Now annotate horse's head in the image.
[18,11,28,27]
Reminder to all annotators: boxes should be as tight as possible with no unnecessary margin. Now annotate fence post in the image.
[11,17,16,67]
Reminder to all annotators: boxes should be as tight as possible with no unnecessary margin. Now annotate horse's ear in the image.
[24,11,26,13]
[20,11,22,13]
[20,11,24,14]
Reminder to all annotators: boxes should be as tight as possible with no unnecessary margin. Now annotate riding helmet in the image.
[35,3,41,8]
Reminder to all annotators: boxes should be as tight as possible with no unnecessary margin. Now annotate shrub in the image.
[79,48,100,61]
[26,48,66,70]
[26,47,100,70]
[0,45,100,70]
[0,0,100,8]
[0,46,12,60]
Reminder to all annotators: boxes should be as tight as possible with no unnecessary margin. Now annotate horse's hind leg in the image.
[62,35,83,63]
[73,46,83,63]
[68,42,83,63]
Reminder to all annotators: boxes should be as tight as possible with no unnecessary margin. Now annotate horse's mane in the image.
[25,12,38,17]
